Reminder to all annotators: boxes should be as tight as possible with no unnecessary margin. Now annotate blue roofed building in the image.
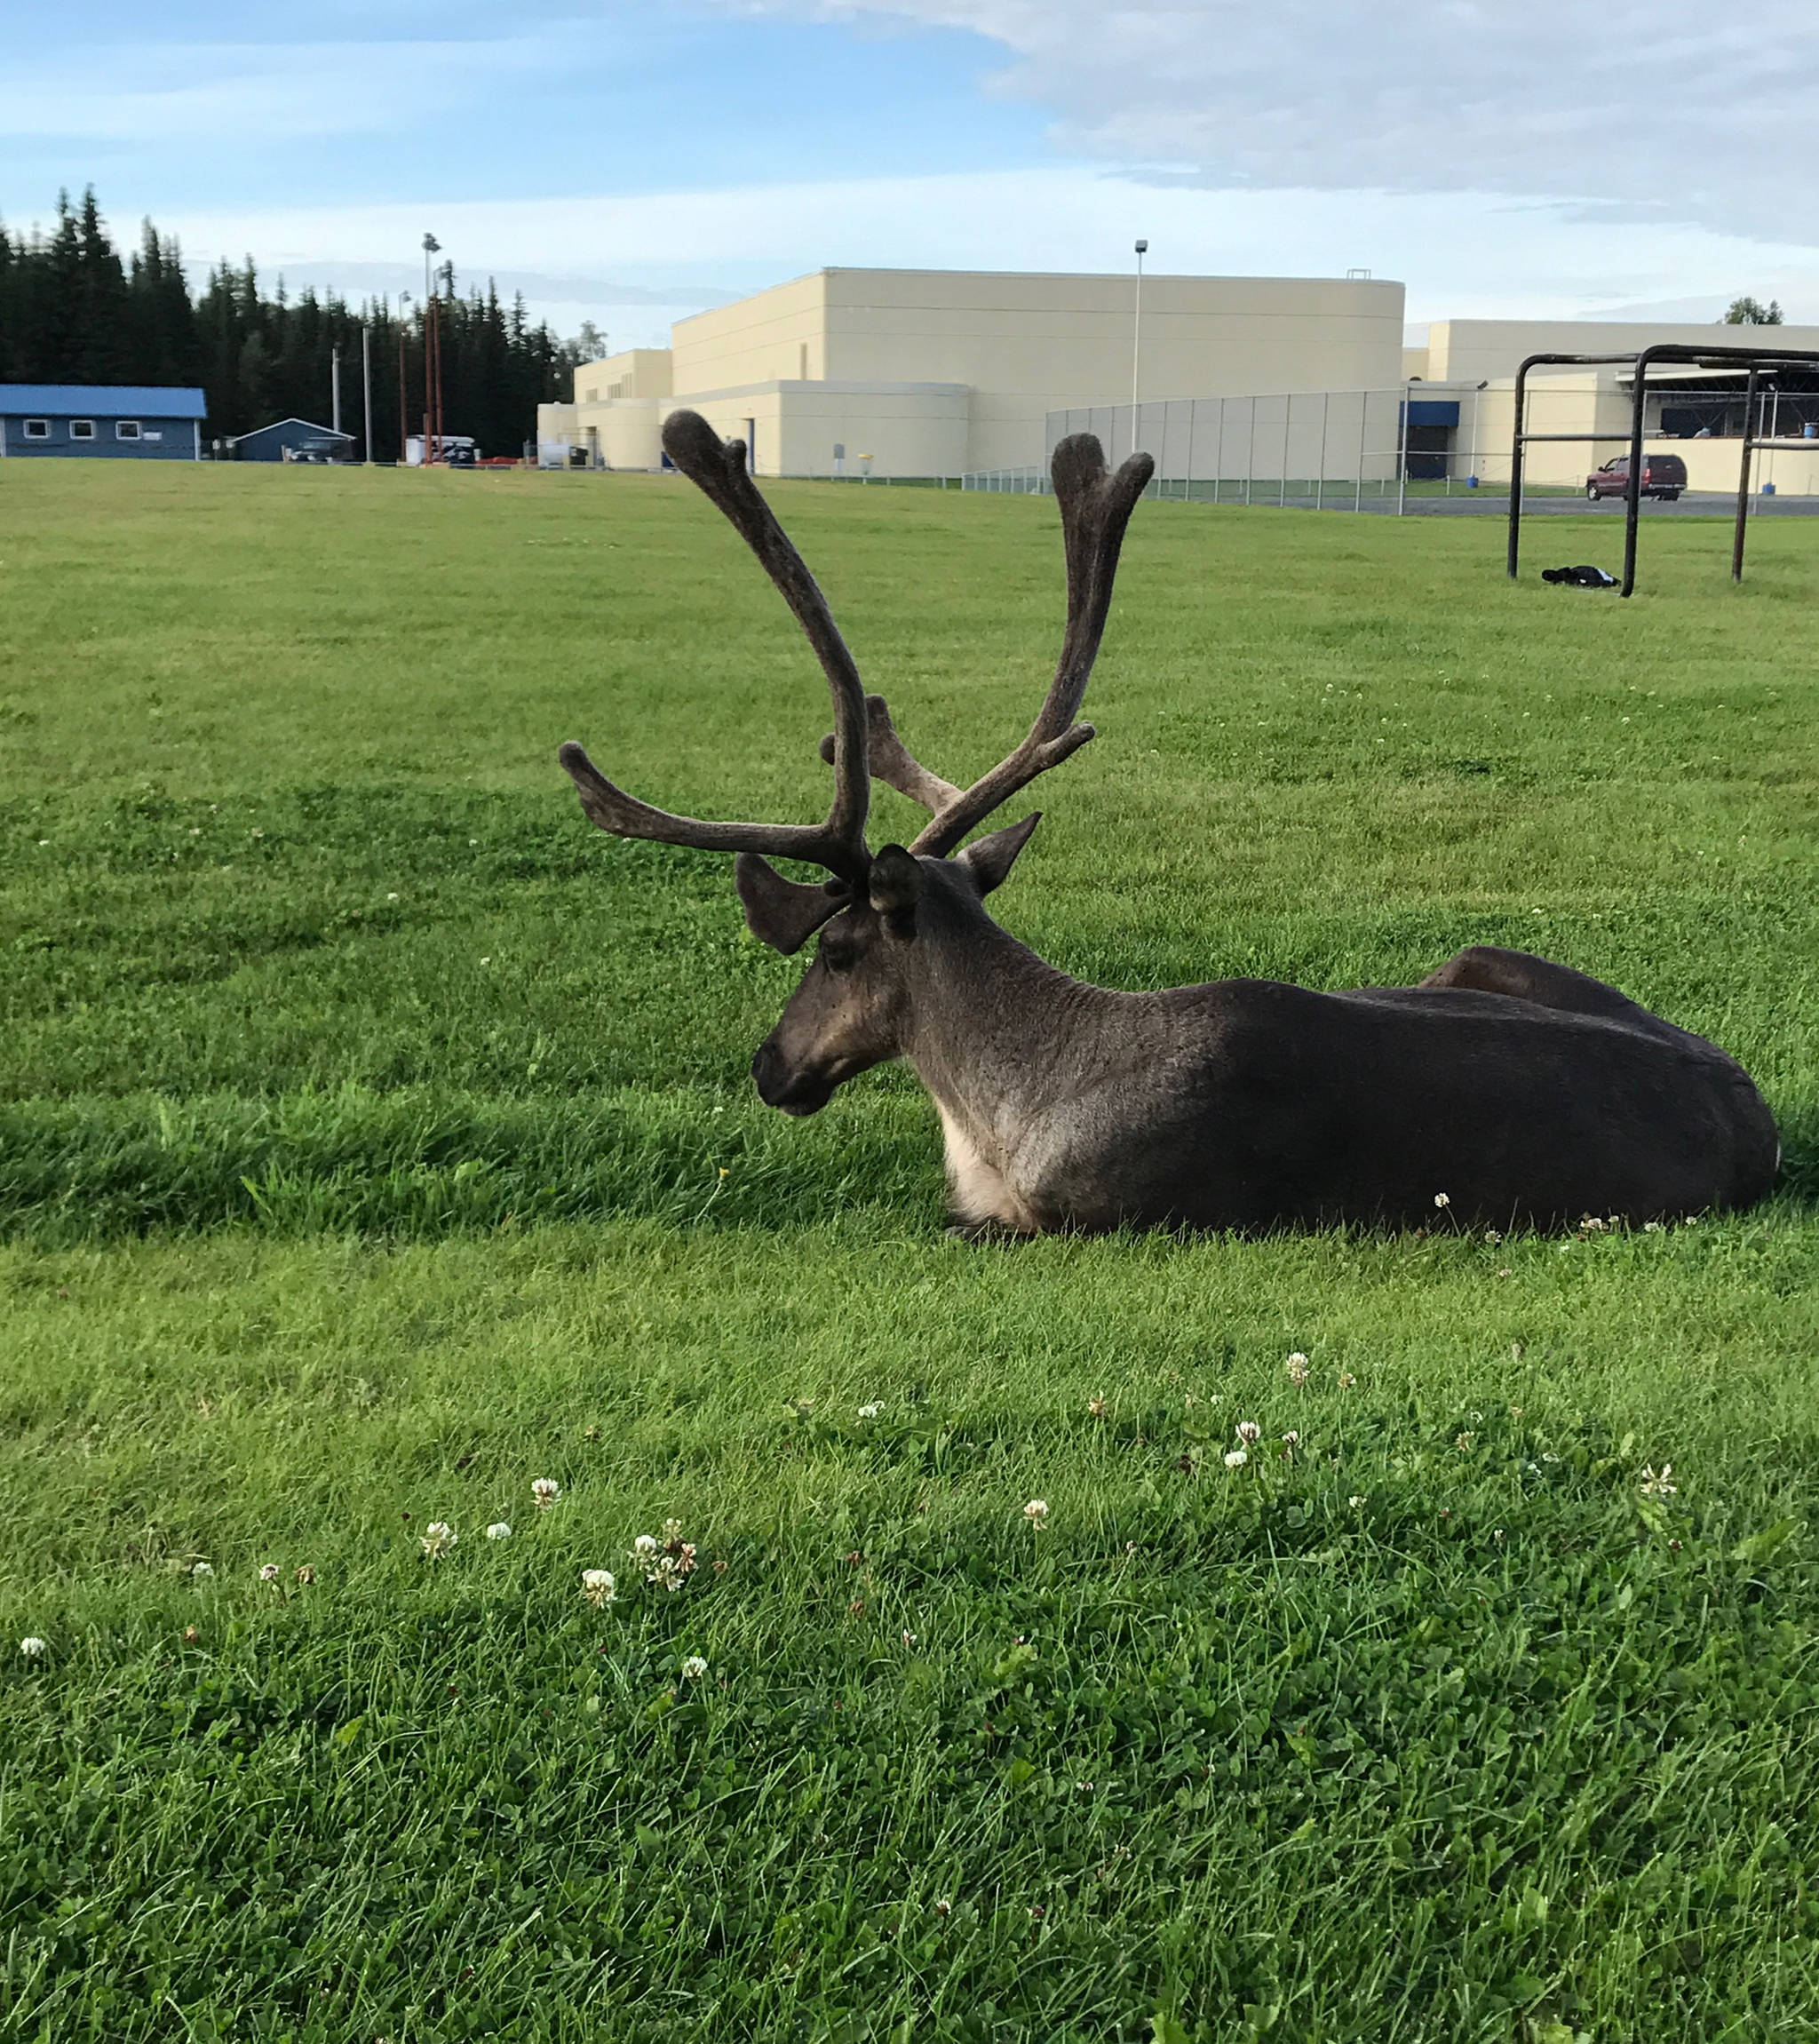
[0,385,206,458]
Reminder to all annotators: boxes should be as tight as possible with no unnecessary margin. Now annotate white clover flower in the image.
[582,1569,616,1607]
[191,1561,214,1579]
[294,1564,316,1585]
[1023,1499,1050,1528]
[1235,1420,1260,1445]
[19,1636,46,1658]
[1223,1449,1248,1469]
[681,1655,708,1680]
[420,1521,457,1560]
[1087,1394,1108,1418]
[485,1523,512,1541]
[1639,1463,1678,1499]
[857,1402,884,1420]
[661,1517,685,1542]
[1338,1372,1356,1389]
[631,1532,658,1559]
[1434,1192,1450,1209]
[902,1631,917,1649]
[1281,1431,1300,1448]
[258,1563,281,1582]
[1285,1353,1311,1386]
[531,1478,560,1510]
[1348,1494,1368,1509]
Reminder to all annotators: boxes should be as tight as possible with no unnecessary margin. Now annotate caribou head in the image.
[562,410,1778,1235]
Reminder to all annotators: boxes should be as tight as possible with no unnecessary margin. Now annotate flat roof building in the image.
[540,266,1406,478]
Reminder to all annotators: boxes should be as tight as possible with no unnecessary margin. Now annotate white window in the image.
[115,420,143,441]
[70,419,96,441]
[22,418,50,441]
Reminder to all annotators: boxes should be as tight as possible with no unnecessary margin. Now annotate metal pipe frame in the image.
[1507,341,1819,596]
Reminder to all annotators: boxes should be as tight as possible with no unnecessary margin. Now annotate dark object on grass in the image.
[1542,564,1618,587]
[559,412,1779,1236]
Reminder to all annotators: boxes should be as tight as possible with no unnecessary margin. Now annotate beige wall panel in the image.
[1429,320,1819,386]
[660,382,969,479]
[672,274,829,393]
[575,349,673,403]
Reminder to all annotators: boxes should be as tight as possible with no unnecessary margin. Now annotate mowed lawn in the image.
[3,461,1818,2043]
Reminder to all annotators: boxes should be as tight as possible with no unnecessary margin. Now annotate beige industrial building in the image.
[538,266,1406,478]
[537,274,1819,495]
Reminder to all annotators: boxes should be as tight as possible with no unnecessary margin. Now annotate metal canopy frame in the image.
[1505,341,1819,595]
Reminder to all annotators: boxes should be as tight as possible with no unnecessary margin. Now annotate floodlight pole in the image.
[1132,239,1148,441]
[331,345,342,438]
[361,322,374,465]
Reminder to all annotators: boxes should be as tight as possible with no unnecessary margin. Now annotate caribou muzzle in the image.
[751,1039,836,1117]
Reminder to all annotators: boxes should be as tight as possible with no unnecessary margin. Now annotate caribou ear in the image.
[868,843,923,936]
[954,813,1040,895]
[735,854,850,955]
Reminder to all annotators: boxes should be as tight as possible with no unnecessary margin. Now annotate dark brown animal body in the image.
[563,411,1778,1236]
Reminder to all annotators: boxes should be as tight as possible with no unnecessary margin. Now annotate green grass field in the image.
[4,463,1818,2042]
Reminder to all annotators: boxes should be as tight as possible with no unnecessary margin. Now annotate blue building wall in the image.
[231,418,353,462]
[0,386,205,460]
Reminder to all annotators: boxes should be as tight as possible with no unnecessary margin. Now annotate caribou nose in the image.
[751,1039,786,1107]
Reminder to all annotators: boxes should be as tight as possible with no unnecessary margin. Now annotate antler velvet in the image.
[817,433,1154,857]
[558,410,876,950]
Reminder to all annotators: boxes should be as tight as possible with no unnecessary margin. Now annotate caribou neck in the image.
[898,904,1108,1165]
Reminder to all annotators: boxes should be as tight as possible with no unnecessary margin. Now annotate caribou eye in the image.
[820,932,855,974]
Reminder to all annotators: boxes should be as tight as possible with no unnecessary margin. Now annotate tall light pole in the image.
[331,343,342,437]
[361,322,374,465]
[1132,238,1148,421]
[421,234,441,464]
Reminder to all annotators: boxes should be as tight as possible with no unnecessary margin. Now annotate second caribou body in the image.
[562,411,1777,1235]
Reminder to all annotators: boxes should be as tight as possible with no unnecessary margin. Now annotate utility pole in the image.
[421,234,441,464]
[1132,239,1148,442]
[331,344,342,437]
[397,294,411,463]
[361,323,374,465]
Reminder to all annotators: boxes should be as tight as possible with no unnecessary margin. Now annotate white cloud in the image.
[4,33,561,145]
[737,2,1819,236]
[155,166,1819,344]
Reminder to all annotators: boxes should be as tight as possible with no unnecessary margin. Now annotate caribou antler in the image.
[818,433,1153,858]
[559,410,873,950]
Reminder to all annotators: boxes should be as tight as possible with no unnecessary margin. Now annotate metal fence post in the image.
[1733,366,1760,582]
[1354,390,1366,513]
[1396,382,1410,516]
[1215,398,1225,505]
[1316,391,1328,511]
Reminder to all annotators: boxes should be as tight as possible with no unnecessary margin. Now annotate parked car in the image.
[1585,451,1687,503]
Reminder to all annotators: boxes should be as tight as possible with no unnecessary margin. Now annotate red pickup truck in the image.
[1585,452,1688,502]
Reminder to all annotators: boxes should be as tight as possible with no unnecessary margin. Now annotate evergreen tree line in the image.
[0,189,583,457]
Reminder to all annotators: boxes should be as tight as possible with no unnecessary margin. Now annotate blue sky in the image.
[8,2,1818,345]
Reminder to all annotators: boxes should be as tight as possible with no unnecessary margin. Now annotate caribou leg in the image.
[1420,945,1686,1041]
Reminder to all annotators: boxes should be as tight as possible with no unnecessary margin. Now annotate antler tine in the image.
[659,410,870,869]
[902,434,1153,859]
[818,696,963,816]
[557,413,874,923]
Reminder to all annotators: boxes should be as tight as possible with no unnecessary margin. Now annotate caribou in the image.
[560,410,1778,1236]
